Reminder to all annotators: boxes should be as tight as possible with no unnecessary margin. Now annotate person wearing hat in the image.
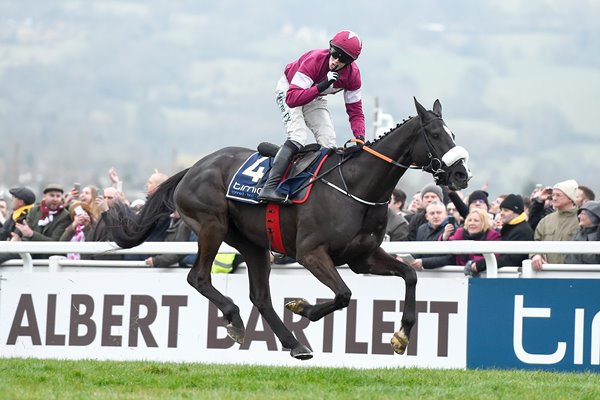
[564,200,600,264]
[0,187,36,241]
[530,179,580,270]
[407,183,444,241]
[0,187,37,265]
[14,184,72,248]
[467,194,534,274]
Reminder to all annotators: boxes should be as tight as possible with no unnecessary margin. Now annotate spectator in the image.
[389,188,407,216]
[528,185,554,231]
[489,194,507,216]
[404,191,422,223]
[443,208,501,276]
[448,189,491,223]
[446,201,463,227]
[564,200,600,264]
[0,187,36,241]
[475,194,534,272]
[60,201,96,260]
[531,179,580,270]
[16,184,71,244]
[409,201,453,270]
[0,195,8,227]
[0,188,37,265]
[145,211,192,267]
[78,185,102,221]
[123,170,170,261]
[575,185,595,207]
[85,187,124,260]
[385,208,409,241]
[407,184,443,240]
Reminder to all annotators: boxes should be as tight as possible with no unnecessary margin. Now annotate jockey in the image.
[258,30,366,204]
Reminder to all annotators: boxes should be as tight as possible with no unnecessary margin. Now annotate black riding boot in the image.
[258,140,301,204]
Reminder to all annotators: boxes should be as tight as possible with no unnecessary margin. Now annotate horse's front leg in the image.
[347,247,417,355]
[285,245,353,322]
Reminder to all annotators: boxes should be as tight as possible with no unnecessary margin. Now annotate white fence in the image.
[1,241,600,278]
[1,241,599,370]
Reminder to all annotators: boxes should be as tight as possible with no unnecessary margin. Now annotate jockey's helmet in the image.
[329,30,362,61]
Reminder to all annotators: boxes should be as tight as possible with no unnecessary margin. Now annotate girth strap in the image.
[265,203,286,255]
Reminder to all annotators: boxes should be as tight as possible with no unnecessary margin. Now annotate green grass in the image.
[0,358,598,400]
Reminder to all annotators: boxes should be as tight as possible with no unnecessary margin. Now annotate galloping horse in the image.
[109,98,471,360]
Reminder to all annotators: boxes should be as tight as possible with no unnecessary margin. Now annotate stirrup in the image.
[259,191,290,205]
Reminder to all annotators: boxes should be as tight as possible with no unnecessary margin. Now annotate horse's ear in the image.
[432,99,442,117]
[414,97,428,121]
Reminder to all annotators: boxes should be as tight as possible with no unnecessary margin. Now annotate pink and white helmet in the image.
[330,30,362,60]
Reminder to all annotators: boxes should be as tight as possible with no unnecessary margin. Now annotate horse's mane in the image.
[369,116,414,145]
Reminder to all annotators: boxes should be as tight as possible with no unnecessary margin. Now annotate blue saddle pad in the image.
[226,148,329,204]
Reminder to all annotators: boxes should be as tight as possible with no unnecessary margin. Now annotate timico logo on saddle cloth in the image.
[226,148,330,204]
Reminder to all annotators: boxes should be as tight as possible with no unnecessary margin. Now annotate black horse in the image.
[109,98,470,360]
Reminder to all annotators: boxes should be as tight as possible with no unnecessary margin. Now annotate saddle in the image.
[257,142,323,180]
[226,144,330,205]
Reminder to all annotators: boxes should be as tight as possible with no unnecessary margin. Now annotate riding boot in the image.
[258,140,301,204]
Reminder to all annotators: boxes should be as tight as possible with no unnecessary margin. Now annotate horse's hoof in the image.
[226,322,245,344]
[390,329,409,355]
[285,298,309,315]
[290,344,313,360]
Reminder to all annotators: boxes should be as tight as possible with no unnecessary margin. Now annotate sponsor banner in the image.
[0,272,468,369]
[467,279,600,372]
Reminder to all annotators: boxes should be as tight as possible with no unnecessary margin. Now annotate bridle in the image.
[289,115,469,206]
[351,116,469,186]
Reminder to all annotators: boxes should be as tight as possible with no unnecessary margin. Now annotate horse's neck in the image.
[343,118,419,203]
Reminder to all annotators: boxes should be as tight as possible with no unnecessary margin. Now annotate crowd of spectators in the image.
[384,179,599,275]
[1,168,598,275]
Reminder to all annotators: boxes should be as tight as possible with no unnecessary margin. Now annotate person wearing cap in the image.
[259,30,366,204]
[467,194,534,274]
[0,187,37,265]
[14,184,71,246]
[407,183,444,241]
[0,187,36,241]
[530,179,580,270]
[564,200,600,264]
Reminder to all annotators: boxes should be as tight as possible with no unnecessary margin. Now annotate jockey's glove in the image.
[317,71,339,93]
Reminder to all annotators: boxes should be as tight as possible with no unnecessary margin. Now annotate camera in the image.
[447,215,456,225]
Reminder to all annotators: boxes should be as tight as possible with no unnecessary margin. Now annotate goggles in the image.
[329,46,353,64]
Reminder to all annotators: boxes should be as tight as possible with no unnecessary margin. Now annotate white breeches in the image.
[275,75,337,148]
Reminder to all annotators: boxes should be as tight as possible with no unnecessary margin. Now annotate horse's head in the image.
[412,98,471,190]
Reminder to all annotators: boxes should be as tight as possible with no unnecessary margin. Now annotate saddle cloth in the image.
[226,147,330,204]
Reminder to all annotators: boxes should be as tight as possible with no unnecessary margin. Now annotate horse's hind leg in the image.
[234,237,312,360]
[285,245,353,322]
[186,222,246,344]
[347,247,417,355]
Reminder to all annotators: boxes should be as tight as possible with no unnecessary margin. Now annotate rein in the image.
[289,117,452,206]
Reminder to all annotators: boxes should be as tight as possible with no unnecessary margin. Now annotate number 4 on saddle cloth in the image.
[226,143,331,204]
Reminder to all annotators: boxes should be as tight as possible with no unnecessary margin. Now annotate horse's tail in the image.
[107,168,190,248]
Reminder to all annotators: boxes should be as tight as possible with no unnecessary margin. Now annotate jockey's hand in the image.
[326,71,339,83]
[354,135,365,142]
[317,71,339,93]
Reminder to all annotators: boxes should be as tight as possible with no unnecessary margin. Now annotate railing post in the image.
[521,259,534,278]
[483,253,497,278]
[18,253,34,273]
[49,256,65,272]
